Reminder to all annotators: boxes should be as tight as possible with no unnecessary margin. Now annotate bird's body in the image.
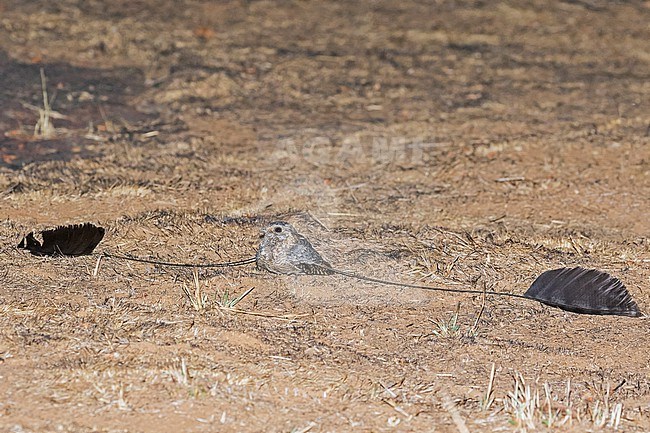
[256,221,334,275]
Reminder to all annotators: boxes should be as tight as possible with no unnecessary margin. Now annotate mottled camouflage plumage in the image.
[256,221,334,275]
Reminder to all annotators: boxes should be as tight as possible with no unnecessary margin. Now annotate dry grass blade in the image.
[34,67,56,138]
[441,392,470,433]
[481,363,496,411]
[290,422,317,433]
[381,398,413,421]
[216,286,255,309]
[469,282,487,337]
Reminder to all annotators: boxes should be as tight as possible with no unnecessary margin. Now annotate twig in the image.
[495,176,526,183]
[220,308,309,322]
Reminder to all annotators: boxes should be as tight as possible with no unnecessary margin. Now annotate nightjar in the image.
[256,221,334,275]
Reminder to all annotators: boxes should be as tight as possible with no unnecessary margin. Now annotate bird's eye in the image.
[274,226,283,233]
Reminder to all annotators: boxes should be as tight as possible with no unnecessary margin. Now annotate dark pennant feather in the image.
[524,267,641,317]
[18,223,105,256]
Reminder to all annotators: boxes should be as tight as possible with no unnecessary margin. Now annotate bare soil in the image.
[1,1,650,432]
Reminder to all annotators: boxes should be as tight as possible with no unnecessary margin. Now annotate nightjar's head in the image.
[260,221,298,245]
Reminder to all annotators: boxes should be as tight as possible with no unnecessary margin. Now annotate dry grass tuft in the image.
[429,301,483,340]
[502,373,624,431]
[181,269,208,311]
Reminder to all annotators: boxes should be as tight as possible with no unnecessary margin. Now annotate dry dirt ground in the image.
[1,0,650,432]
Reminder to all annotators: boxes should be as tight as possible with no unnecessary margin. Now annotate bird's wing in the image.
[296,262,335,275]
[290,236,334,275]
